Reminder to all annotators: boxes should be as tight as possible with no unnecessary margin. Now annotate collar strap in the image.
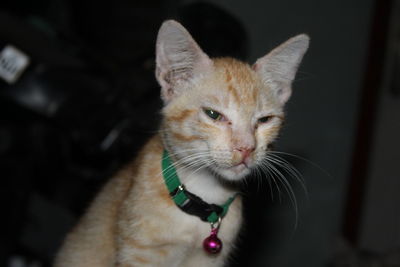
[162,150,236,223]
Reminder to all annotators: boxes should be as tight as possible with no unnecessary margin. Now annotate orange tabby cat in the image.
[54,20,309,267]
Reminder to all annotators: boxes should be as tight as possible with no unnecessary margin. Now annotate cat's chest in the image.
[160,193,242,248]
[128,164,241,249]
[156,169,242,246]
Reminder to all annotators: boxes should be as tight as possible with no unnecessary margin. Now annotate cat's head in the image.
[156,20,309,181]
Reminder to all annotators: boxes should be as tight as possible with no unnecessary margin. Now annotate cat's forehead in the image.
[213,58,257,86]
[198,58,279,110]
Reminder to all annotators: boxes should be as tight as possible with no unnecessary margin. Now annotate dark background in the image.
[1,0,399,266]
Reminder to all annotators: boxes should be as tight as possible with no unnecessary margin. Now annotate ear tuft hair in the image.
[253,34,309,104]
[156,20,213,103]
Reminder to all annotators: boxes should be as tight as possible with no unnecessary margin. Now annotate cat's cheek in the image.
[256,125,281,145]
[201,123,231,152]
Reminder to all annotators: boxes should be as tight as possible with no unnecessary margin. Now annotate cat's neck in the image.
[175,166,238,206]
[158,136,238,205]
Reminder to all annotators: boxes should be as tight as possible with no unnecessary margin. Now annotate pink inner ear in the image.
[252,63,259,71]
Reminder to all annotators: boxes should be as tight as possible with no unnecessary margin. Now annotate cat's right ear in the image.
[253,34,309,105]
[155,20,213,104]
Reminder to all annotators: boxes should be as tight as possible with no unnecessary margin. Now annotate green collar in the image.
[161,150,236,223]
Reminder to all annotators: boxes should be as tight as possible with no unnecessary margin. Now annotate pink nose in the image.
[235,147,255,160]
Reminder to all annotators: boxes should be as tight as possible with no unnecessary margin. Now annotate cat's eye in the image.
[258,116,273,124]
[204,109,223,121]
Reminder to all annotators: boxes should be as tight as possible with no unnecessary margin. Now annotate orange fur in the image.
[167,109,196,122]
[134,256,150,264]
[171,131,203,142]
[54,20,308,267]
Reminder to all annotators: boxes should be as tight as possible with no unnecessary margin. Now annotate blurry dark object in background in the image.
[390,38,400,97]
[178,2,248,60]
[330,238,400,267]
[0,1,250,267]
[69,0,167,68]
[0,0,166,265]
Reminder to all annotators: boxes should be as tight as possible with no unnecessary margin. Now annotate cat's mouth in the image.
[209,152,254,180]
[214,161,252,181]
[230,163,247,174]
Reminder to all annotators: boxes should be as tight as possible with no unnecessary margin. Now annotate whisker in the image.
[268,151,332,179]
[162,153,210,179]
[264,153,308,197]
[160,152,210,180]
[261,160,299,228]
[253,164,274,200]
[258,162,282,203]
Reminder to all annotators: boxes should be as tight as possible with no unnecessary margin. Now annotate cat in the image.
[54,20,309,267]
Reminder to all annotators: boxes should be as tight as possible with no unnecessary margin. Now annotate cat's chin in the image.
[215,164,251,181]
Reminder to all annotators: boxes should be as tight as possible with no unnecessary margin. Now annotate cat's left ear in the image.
[253,34,309,104]
[155,20,213,104]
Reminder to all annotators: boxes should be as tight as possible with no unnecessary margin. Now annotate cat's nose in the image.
[235,147,255,162]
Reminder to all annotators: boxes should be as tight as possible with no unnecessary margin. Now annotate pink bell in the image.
[203,228,222,254]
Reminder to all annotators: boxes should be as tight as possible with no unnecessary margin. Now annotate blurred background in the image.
[1,0,399,266]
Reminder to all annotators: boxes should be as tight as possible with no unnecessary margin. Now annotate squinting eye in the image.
[204,109,223,121]
[258,116,273,124]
